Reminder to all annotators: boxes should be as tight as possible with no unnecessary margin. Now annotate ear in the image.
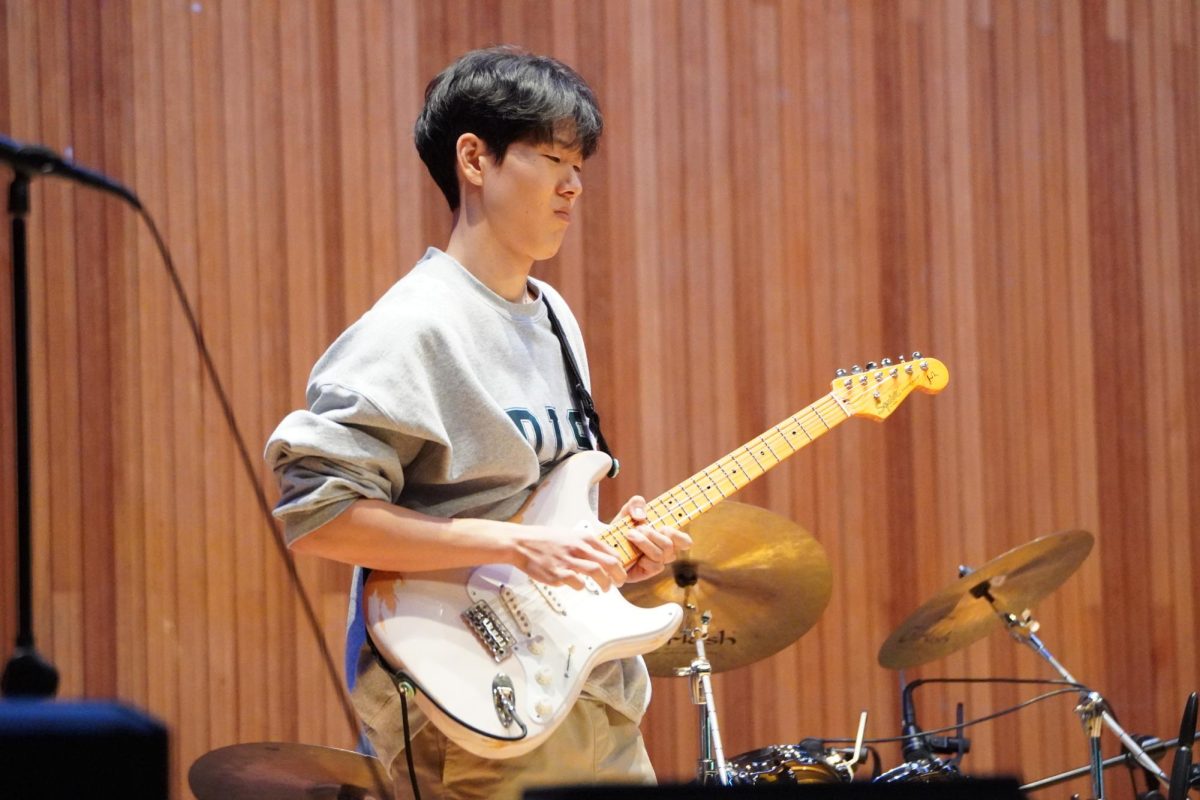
[455,133,486,189]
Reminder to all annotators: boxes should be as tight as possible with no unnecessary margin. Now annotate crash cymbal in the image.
[189,742,393,800]
[621,500,831,676]
[877,529,1094,669]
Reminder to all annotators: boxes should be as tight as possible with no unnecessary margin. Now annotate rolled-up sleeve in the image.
[265,383,426,544]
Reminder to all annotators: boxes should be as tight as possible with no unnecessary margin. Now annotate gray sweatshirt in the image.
[264,248,648,766]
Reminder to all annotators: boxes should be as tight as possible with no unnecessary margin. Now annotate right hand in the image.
[507,524,628,592]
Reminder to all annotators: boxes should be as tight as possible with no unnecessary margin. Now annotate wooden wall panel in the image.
[1,2,1197,798]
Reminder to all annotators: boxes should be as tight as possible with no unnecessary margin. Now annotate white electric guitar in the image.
[364,355,949,758]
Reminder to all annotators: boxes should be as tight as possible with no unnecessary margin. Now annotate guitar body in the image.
[363,449,685,759]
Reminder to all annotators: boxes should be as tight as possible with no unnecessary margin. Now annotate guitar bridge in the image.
[462,600,516,662]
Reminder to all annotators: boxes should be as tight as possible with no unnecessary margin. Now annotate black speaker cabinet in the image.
[0,699,169,799]
[526,779,1025,799]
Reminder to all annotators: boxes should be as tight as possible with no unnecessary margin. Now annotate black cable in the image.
[821,678,1087,745]
[1128,758,1143,799]
[399,682,422,800]
[136,205,390,800]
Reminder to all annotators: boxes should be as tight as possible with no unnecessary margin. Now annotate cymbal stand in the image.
[675,609,731,786]
[993,604,1169,799]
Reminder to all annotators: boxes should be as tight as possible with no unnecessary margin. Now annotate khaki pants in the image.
[388,699,657,800]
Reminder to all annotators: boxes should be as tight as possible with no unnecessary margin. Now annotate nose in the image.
[559,168,582,199]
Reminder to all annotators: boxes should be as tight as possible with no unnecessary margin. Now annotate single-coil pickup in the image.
[532,581,567,615]
[462,600,516,663]
[499,585,532,636]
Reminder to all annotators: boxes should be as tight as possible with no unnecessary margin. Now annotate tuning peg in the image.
[898,354,907,362]
[881,358,893,366]
[865,361,878,370]
[851,365,863,374]
[835,368,849,378]
[911,351,922,359]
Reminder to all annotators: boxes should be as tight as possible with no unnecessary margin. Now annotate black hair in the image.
[415,46,603,211]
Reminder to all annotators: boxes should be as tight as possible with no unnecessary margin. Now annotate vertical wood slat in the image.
[220,0,264,743]
[1,3,1198,797]
[102,0,149,708]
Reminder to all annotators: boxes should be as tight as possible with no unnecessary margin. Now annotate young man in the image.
[265,47,690,800]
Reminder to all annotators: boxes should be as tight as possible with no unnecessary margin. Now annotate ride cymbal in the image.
[621,501,831,676]
[877,529,1094,669]
[189,742,393,800]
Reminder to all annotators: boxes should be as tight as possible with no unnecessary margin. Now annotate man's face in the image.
[478,135,584,264]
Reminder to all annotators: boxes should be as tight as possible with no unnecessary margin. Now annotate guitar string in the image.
[601,392,850,546]
[641,367,928,525]
[601,394,843,543]
[599,366,930,554]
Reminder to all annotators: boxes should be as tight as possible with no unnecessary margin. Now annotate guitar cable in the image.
[384,669,423,800]
[365,613,424,800]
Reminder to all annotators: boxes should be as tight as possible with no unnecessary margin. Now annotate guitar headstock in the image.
[830,352,949,420]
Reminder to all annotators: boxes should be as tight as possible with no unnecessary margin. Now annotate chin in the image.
[531,243,566,262]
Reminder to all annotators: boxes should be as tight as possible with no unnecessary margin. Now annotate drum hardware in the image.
[997,593,1169,799]
[624,502,843,786]
[622,501,832,677]
[898,672,971,765]
[1019,731,1199,794]
[878,530,1172,800]
[875,756,967,784]
[877,673,972,784]
[673,607,731,785]
[188,742,394,800]
[846,709,870,773]
[726,712,869,786]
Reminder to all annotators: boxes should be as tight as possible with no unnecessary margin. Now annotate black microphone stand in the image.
[1,168,59,697]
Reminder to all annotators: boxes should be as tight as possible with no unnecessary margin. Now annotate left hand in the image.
[613,495,693,583]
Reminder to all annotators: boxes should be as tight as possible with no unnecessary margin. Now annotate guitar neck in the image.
[604,391,852,567]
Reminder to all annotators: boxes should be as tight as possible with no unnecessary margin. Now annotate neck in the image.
[445,210,533,303]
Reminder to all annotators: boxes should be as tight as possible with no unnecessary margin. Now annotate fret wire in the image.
[663,480,713,508]
[712,460,737,494]
[698,467,729,499]
[659,476,733,521]
[659,483,704,524]
[680,478,718,514]
[661,478,732,516]
[602,526,635,559]
[722,452,753,486]
[774,424,798,452]
[761,432,784,460]
[680,481,710,513]
[662,482,700,513]
[741,444,768,474]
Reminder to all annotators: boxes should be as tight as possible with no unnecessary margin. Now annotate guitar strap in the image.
[542,294,620,478]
